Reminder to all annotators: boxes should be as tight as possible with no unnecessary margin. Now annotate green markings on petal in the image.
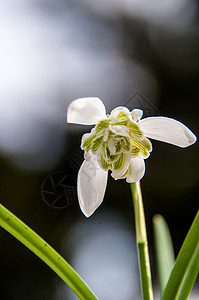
[123,137,131,152]
[130,137,152,158]
[91,136,103,152]
[116,111,128,120]
[82,112,153,177]
[105,146,120,163]
[113,153,126,170]
[141,139,152,151]
[82,134,96,151]
[98,154,110,170]
[115,140,122,153]
[108,136,131,155]
[131,147,140,156]
[95,120,110,133]
[127,121,143,138]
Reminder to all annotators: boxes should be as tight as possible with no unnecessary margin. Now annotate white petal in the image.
[131,109,143,121]
[110,106,132,120]
[107,136,116,154]
[67,97,107,125]
[139,117,197,148]
[84,151,91,161]
[109,125,130,137]
[77,157,108,217]
[126,157,145,183]
[103,128,109,142]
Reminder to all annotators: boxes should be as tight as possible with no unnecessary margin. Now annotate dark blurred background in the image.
[0,1,198,299]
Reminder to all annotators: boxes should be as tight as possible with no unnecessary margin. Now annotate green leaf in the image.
[153,214,175,295]
[0,203,98,300]
[162,210,199,300]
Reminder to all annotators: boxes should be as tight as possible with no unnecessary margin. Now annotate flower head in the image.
[67,97,196,217]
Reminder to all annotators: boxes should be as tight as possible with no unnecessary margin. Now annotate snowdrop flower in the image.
[67,97,196,217]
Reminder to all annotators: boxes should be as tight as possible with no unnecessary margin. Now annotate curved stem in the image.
[0,203,98,300]
[131,182,154,300]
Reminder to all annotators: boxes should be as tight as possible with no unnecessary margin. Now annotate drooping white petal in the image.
[139,117,197,148]
[109,125,130,137]
[131,109,143,121]
[77,157,108,217]
[126,157,145,183]
[110,106,132,120]
[67,97,107,125]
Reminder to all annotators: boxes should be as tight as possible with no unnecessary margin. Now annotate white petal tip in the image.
[178,130,197,148]
[67,97,107,125]
[139,117,197,148]
[80,208,94,218]
[187,133,197,147]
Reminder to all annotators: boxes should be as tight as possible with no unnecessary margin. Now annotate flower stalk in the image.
[131,182,154,300]
[0,203,97,300]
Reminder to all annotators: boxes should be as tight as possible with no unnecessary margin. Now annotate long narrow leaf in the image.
[162,210,199,300]
[0,203,98,300]
[153,214,175,295]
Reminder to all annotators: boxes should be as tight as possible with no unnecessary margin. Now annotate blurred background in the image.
[0,1,198,299]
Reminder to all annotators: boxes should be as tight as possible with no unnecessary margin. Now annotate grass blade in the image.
[0,203,98,300]
[162,210,199,300]
[153,214,175,295]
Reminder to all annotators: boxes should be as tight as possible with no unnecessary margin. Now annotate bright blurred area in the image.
[0,1,198,299]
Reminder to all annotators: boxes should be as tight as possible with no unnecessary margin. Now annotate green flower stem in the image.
[131,182,154,300]
[0,203,98,300]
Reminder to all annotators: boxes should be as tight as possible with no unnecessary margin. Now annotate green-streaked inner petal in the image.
[130,137,152,158]
[113,152,126,170]
[115,140,122,153]
[107,136,116,154]
[82,134,96,151]
[105,146,120,163]
[98,153,111,171]
[141,138,152,151]
[131,147,140,156]
[116,111,128,121]
[95,119,110,133]
[123,137,131,152]
[91,136,103,152]
[127,121,143,139]
[111,152,131,179]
